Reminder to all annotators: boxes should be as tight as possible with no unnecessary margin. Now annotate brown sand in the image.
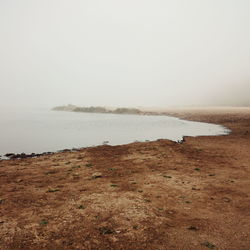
[0,108,249,249]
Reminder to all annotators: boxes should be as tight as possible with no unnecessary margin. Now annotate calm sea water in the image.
[0,108,229,156]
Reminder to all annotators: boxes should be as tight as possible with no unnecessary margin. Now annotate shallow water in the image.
[0,108,229,156]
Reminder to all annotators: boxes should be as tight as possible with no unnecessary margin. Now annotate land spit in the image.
[0,108,249,249]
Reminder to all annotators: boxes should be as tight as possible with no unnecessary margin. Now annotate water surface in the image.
[0,108,229,156]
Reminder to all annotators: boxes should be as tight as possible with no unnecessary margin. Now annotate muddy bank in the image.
[0,108,249,249]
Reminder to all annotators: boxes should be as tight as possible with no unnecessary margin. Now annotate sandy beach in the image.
[0,108,249,250]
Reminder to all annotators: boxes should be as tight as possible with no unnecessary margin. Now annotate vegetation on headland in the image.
[52,104,144,115]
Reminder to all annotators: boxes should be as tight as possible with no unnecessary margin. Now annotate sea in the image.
[0,107,229,156]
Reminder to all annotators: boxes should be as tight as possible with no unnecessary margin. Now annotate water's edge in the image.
[0,111,230,160]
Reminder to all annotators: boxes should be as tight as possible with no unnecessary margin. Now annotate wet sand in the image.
[0,108,249,249]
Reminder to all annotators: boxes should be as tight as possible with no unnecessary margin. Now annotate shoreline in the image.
[0,107,249,249]
[0,110,230,160]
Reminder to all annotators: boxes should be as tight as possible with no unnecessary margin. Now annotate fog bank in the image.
[0,0,249,108]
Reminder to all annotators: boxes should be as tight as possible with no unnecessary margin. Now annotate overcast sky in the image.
[0,0,250,108]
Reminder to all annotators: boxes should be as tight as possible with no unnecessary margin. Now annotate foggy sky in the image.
[0,0,250,108]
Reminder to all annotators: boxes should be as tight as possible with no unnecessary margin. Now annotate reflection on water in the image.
[0,108,229,155]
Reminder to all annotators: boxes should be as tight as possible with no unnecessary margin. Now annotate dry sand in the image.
[0,108,249,249]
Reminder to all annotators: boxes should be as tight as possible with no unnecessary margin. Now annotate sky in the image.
[0,0,250,108]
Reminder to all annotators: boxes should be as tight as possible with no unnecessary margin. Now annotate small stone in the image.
[39,219,48,225]
[187,226,198,231]
[92,172,102,179]
[222,197,231,202]
[163,175,172,179]
[98,227,114,235]
[201,241,216,249]
[47,188,60,193]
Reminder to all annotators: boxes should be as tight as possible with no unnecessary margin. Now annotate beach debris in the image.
[208,173,215,176]
[201,241,216,249]
[86,163,93,168]
[98,227,115,235]
[163,175,172,178]
[108,168,116,171]
[187,226,199,231]
[92,172,102,179]
[222,197,231,202]
[179,196,186,199]
[167,210,175,214]
[78,205,85,209]
[47,188,60,193]
[72,165,81,169]
[110,184,118,187]
[39,219,48,226]
[194,168,200,171]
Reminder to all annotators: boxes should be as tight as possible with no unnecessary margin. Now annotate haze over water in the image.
[0,1,250,109]
[0,108,229,156]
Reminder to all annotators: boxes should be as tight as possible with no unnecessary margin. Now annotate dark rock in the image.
[5,153,15,157]
[58,149,71,153]
[72,148,80,152]
[92,172,102,179]
[98,227,115,235]
[187,226,199,231]
[201,241,216,249]
[3,151,56,160]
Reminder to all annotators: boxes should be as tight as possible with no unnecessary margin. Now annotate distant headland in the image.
[52,104,146,115]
